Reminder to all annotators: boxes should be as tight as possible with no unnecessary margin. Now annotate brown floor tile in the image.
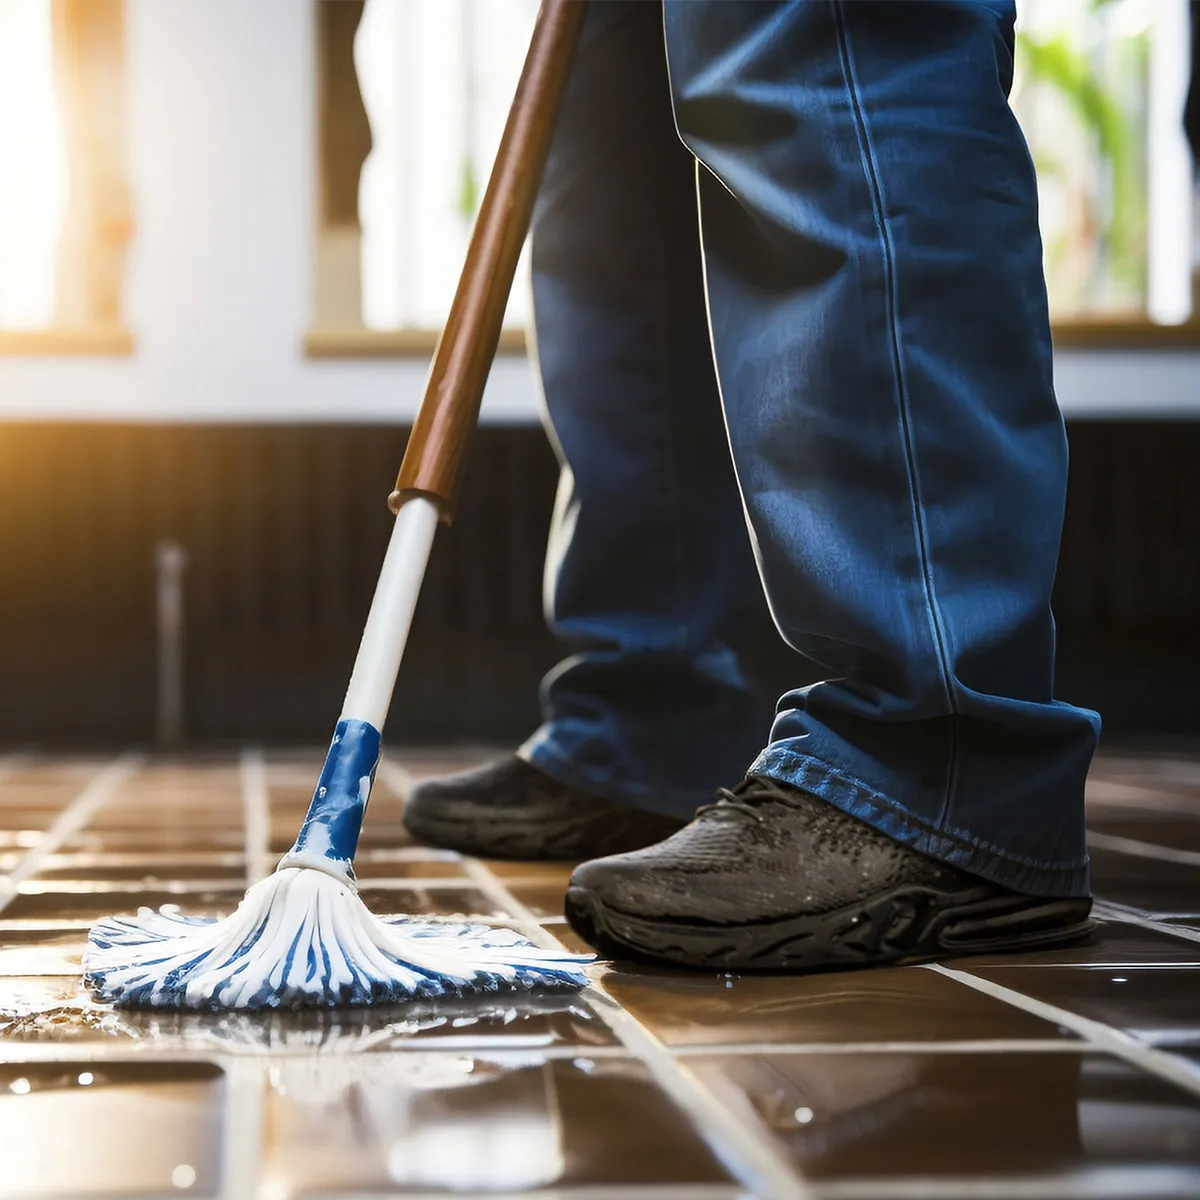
[2,884,248,923]
[547,925,593,957]
[966,966,1200,1040]
[0,782,86,812]
[482,860,579,882]
[689,1050,1200,1185]
[945,917,1200,968]
[4,882,508,924]
[506,880,569,920]
[350,857,466,882]
[0,831,40,851]
[602,964,1073,1047]
[0,930,87,976]
[0,1060,224,1197]
[0,976,614,1050]
[63,828,245,853]
[356,886,508,919]
[33,858,249,884]
[262,1054,729,1195]
[1089,814,1200,852]
[1089,848,1200,915]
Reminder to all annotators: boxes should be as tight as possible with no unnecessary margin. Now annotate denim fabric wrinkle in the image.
[831,0,960,835]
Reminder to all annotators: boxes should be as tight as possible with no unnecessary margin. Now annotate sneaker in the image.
[565,774,1093,970]
[402,755,685,861]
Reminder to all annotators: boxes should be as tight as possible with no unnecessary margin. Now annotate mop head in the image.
[82,866,591,1011]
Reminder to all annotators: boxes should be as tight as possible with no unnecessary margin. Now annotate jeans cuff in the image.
[751,746,1091,899]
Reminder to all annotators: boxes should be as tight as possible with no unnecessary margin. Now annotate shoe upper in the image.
[405,756,600,820]
[402,755,684,860]
[568,774,985,923]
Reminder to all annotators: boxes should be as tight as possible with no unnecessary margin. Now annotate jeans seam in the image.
[652,135,692,655]
[755,743,1090,876]
[832,0,959,825]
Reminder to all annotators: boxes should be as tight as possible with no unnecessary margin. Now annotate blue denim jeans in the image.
[522,0,1100,899]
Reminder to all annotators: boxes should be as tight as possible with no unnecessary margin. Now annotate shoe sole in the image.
[564,883,1094,972]
[402,807,683,862]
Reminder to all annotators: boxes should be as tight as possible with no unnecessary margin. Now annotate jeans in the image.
[521,0,1100,899]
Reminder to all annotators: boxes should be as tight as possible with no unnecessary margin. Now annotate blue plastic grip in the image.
[286,718,382,871]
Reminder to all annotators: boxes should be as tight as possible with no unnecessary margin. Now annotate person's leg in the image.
[519,0,773,819]
[567,0,1099,967]
[405,0,774,857]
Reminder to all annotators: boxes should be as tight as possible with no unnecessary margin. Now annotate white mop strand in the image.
[83,868,591,1011]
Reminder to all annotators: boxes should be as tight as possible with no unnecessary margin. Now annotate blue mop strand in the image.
[83,723,593,1011]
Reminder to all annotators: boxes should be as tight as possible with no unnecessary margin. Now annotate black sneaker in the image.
[565,774,1093,971]
[402,756,685,861]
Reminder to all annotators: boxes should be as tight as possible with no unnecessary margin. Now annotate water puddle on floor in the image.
[0,1061,224,1196]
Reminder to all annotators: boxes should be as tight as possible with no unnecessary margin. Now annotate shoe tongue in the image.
[729,775,791,805]
[699,775,792,823]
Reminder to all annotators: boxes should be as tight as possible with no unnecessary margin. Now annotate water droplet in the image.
[77,1072,94,1086]
[172,1163,196,1189]
[794,1106,814,1124]
[9,1077,30,1095]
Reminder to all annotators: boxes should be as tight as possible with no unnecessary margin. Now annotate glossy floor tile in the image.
[601,963,1073,1046]
[945,916,1200,968]
[263,1054,732,1196]
[0,1060,224,1198]
[690,1050,1200,1184]
[0,747,1199,1198]
[0,975,615,1052]
[966,965,1200,1042]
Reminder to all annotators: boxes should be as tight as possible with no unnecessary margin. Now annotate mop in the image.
[83,0,591,1011]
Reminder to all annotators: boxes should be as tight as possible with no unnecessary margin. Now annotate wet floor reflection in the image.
[0,975,614,1052]
[690,1050,1200,1183]
[0,1060,223,1198]
[262,1053,730,1195]
[601,963,1072,1046]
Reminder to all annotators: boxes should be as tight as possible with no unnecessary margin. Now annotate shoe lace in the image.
[695,775,800,824]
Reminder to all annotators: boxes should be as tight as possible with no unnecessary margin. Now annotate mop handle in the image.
[388,0,584,522]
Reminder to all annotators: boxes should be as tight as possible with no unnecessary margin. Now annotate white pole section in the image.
[338,496,440,731]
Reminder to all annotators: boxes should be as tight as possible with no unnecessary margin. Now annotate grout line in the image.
[927,963,1200,1098]
[300,1188,743,1200]
[811,1164,1200,1199]
[0,750,31,791]
[0,1041,637,1066]
[1093,901,1200,946]
[357,846,462,862]
[378,758,416,803]
[1088,830,1200,867]
[670,1038,1083,1057]
[1092,759,1200,788]
[220,1056,264,1200]
[239,747,273,886]
[0,754,142,907]
[460,857,812,1200]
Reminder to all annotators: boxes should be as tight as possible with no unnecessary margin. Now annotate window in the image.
[309,0,1199,356]
[0,0,131,353]
[309,0,535,355]
[1012,0,1194,328]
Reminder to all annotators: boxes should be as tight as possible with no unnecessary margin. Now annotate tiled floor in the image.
[0,750,1199,1198]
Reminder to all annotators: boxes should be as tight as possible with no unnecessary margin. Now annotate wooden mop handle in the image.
[388,0,585,520]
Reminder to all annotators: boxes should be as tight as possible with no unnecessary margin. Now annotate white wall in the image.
[0,0,1193,425]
